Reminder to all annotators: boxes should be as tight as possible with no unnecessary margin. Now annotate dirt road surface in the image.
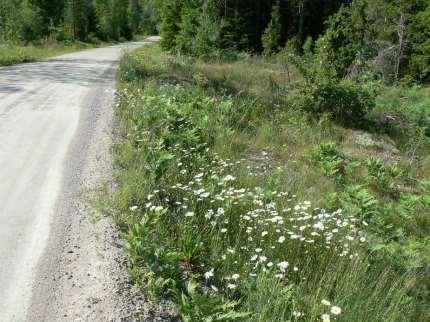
[0,37,176,321]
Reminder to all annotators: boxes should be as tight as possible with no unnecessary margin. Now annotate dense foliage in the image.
[158,0,346,55]
[157,0,430,83]
[0,0,159,43]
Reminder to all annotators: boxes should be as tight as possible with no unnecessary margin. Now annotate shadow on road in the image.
[0,58,118,93]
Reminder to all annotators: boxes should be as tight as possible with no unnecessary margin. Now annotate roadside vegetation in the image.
[108,40,429,321]
[90,0,430,321]
[0,42,98,66]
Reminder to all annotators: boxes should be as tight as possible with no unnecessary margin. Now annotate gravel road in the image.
[0,37,177,321]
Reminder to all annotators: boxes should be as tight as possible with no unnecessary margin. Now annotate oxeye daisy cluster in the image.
[321,299,342,321]
[130,134,365,299]
[119,86,360,319]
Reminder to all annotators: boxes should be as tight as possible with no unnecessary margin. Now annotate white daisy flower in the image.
[321,299,331,306]
[330,306,341,315]
[185,211,195,217]
[204,269,214,280]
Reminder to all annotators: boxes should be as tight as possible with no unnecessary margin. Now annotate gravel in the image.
[0,38,177,321]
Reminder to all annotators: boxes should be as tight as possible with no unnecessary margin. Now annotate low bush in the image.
[283,40,377,126]
[372,86,430,144]
[291,78,375,125]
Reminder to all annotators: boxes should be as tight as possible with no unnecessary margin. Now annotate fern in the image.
[178,282,249,322]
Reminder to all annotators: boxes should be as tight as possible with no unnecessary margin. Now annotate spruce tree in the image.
[158,0,184,50]
[262,1,282,54]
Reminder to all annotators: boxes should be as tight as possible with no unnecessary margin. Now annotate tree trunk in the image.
[395,11,405,82]
[298,0,306,41]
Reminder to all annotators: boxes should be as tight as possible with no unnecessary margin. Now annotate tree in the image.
[138,0,159,35]
[0,0,42,43]
[111,0,132,40]
[128,0,142,35]
[262,1,283,54]
[92,0,112,40]
[32,0,66,31]
[64,0,95,41]
[407,1,430,81]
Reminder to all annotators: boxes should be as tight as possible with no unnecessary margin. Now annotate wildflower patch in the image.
[107,47,422,321]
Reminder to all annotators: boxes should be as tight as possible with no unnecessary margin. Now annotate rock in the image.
[352,130,399,155]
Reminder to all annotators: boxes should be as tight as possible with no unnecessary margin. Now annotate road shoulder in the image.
[26,43,177,321]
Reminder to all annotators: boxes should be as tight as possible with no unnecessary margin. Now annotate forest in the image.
[0,0,158,65]
[157,0,430,83]
[0,0,158,43]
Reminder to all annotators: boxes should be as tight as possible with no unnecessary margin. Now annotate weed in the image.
[311,143,346,182]
[177,282,249,322]
[365,157,402,196]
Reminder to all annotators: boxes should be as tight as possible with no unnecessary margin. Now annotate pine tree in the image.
[175,1,199,54]
[92,0,111,40]
[32,0,66,30]
[408,2,430,81]
[193,0,221,58]
[128,0,142,35]
[111,0,131,40]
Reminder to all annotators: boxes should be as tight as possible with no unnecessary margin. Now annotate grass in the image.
[0,41,101,66]
[104,44,430,321]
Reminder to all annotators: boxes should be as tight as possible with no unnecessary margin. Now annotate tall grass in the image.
[0,42,97,66]
[107,45,429,321]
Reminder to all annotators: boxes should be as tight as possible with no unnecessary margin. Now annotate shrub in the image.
[372,86,430,144]
[325,185,379,221]
[285,34,376,125]
[292,78,375,125]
